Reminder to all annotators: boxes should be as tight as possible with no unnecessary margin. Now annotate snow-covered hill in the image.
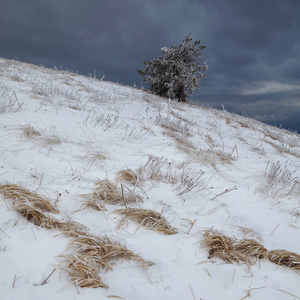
[0,58,299,300]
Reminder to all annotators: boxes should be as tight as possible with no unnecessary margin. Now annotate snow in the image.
[0,58,300,299]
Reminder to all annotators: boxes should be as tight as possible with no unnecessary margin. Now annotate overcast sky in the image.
[1,0,299,127]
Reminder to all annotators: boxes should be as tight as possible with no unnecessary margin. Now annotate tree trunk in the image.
[178,86,186,102]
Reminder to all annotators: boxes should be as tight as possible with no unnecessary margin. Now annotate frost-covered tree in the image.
[138,33,208,102]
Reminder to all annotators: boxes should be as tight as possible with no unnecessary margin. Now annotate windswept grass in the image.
[85,179,142,207]
[139,157,209,195]
[0,184,59,213]
[116,169,143,186]
[202,229,300,271]
[235,239,267,259]
[0,183,152,288]
[21,124,41,138]
[81,199,107,212]
[203,230,244,264]
[59,233,153,288]
[267,249,300,270]
[114,207,178,235]
[0,85,20,113]
[202,230,268,265]
[60,253,105,288]
[260,161,300,197]
[0,183,87,235]
[19,124,62,146]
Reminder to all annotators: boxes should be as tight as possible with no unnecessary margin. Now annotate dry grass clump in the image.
[0,184,87,235]
[202,229,300,272]
[60,253,105,288]
[267,249,300,270]
[0,184,152,288]
[72,234,150,269]
[260,161,300,197]
[0,184,59,213]
[81,199,107,211]
[202,230,267,265]
[263,135,300,157]
[60,233,153,288]
[89,179,140,205]
[138,157,177,183]
[53,219,89,237]
[158,115,193,138]
[20,124,62,146]
[21,124,41,138]
[13,202,55,228]
[235,239,267,259]
[89,152,107,162]
[170,110,192,124]
[138,156,209,195]
[116,169,143,185]
[163,130,196,150]
[42,134,61,145]
[114,208,178,235]
[215,150,237,164]
[203,230,241,264]
[154,113,196,153]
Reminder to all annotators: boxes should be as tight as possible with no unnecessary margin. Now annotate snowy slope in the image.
[0,58,300,300]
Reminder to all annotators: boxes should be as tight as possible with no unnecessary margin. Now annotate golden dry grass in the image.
[202,230,241,264]
[202,230,268,265]
[88,179,140,206]
[0,183,59,213]
[60,253,106,288]
[267,249,300,270]
[60,233,153,288]
[0,184,152,288]
[81,198,107,211]
[115,169,143,185]
[114,208,178,235]
[202,229,300,272]
[0,184,87,235]
[71,234,151,269]
[235,239,268,260]
[53,219,89,237]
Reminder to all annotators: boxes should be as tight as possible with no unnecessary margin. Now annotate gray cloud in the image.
[0,0,299,128]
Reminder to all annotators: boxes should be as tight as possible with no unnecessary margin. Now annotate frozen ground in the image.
[0,58,300,299]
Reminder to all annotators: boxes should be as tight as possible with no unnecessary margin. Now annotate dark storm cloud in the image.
[1,0,299,127]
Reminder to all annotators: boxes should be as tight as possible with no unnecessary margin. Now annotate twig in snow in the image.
[41,268,56,285]
[188,284,197,300]
[0,227,10,239]
[13,91,24,111]
[74,282,80,294]
[270,224,279,235]
[278,289,300,299]
[12,275,21,288]
[121,184,127,208]
[182,218,197,234]
[204,268,212,277]
[31,228,36,239]
[210,186,237,200]
[232,268,236,282]
[240,287,266,300]
[143,263,153,285]
[229,145,239,159]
